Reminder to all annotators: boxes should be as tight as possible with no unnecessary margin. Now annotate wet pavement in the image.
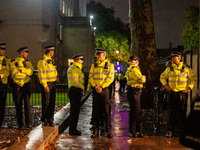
[53,83,191,150]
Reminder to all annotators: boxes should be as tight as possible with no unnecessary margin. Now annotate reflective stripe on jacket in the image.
[0,55,10,84]
[37,54,58,88]
[10,57,33,87]
[160,62,197,92]
[126,65,146,88]
[89,59,114,88]
[67,61,85,90]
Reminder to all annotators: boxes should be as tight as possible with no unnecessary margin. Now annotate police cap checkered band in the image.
[17,47,28,53]
[128,55,139,61]
[0,43,6,50]
[72,54,84,60]
[44,45,55,51]
[171,48,182,57]
[96,48,107,55]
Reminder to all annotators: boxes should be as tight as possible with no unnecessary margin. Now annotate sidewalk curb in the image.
[7,92,91,150]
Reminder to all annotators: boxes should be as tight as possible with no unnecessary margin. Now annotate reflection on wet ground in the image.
[53,83,190,149]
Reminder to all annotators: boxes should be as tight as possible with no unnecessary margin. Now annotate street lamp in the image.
[93,27,96,36]
[90,15,93,26]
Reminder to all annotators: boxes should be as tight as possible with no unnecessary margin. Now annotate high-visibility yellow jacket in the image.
[126,65,146,88]
[89,59,114,88]
[118,73,124,81]
[0,55,10,84]
[160,62,197,92]
[67,61,85,90]
[10,57,33,87]
[37,54,58,88]
[86,82,92,91]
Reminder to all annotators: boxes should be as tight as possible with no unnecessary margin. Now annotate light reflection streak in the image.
[26,124,43,149]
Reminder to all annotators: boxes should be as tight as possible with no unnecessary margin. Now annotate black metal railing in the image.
[6,70,69,106]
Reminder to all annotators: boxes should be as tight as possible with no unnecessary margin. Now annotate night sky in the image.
[92,0,199,49]
[92,0,129,24]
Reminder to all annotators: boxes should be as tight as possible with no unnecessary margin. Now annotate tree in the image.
[181,6,199,50]
[87,1,130,65]
[95,31,130,63]
[129,0,159,89]
[87,1,130,39]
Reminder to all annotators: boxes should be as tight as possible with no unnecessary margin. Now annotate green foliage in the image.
[95,31,130,63]
[87,1,131,64]
[181,6,199,50]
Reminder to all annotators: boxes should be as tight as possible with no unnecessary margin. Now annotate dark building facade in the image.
[0,0,95,73]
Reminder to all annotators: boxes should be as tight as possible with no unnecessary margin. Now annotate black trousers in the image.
[13,82,32,127]
[167,91,188,132]
[127,87,143,133]
[40,83,56,124]
[0,82,7,127]
[92,88,111,132]
[68,86,82,131]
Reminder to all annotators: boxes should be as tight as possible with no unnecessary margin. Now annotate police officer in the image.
[126,55,146,138]
[67,54,85,135]
[118,71,125,93]
[0,43,10,128]
[89,49,114,138]
[10,47,33,129]
[160,48,197,138]
[37,45,58,126]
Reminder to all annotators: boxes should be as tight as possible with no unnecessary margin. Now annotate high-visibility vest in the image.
[118,73,125,80]
[67,61,85,90]
[126,65,146,88]
[10,57,33,87]
[160,62,197,92]
[37,54,58,88]
[89,59,114,88]
[0,55,10,84]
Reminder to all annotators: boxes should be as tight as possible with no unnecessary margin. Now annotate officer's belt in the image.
[70,86,82,91]
[127,85,141,91]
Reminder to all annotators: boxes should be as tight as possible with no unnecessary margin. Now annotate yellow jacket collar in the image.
[130,64,139,68]
[97,59,108,65]
[73,61,82,69]
[16,57,25,62]
[172,62,183,69]
[0,55,5,60]
[44,54,52,60]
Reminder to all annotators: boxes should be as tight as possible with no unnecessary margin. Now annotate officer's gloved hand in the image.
[82,89,85,94]
[164,84,171,92]
[95,86,102,93]
[45,86,50,93]
[183,87,191,93]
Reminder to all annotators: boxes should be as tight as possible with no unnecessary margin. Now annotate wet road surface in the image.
[53,85,191,150]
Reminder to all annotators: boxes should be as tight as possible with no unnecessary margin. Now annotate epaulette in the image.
[185,64,190,68]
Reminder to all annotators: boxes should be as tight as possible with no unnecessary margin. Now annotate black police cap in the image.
[171,46,183,57]
[17,47,28,53]
[95,48,107,55]
[128,55,139,61]
[72,54,84,60]
[44,45,55,51]
[0,43,6,50]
